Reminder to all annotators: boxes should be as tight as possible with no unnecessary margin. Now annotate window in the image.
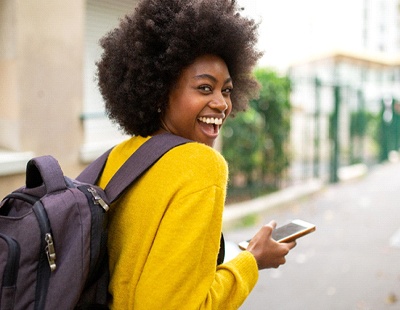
[81,0,137,162]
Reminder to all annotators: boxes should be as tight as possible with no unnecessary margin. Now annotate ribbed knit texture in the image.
[99,135,258,309]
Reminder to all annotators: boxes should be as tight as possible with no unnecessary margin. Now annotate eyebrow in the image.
[193,74,232,84]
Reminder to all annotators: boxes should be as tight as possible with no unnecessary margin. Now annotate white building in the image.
[362,0,400,54]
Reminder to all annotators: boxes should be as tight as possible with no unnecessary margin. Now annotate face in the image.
[161,54,233,147]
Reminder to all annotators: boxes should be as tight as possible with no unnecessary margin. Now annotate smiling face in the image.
[160,54,233,147]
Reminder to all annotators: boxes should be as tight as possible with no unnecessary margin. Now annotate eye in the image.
[223,87,233,95]
[199,85,212,92]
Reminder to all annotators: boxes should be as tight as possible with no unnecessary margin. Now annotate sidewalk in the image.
[231,160,400,310]
[223,163,369,229]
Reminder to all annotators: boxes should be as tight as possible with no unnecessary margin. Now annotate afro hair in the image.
[97,0,263,136]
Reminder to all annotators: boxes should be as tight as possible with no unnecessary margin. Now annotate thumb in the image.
[266,220,277,230]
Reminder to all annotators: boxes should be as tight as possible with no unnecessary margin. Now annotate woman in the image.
[97,0,296,308]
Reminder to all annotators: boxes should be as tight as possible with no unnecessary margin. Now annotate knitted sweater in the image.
[98,135,258,309]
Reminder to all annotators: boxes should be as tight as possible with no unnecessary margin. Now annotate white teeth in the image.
[198,117,223,125]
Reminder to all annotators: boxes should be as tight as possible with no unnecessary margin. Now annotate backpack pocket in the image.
[0,233,20,310]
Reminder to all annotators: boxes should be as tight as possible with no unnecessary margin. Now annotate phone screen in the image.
[272,222,312,242]
[238,220,316,250]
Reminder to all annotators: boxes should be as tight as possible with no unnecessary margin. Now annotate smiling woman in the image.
[161,54,233,147]
[97,0,262,137]
[95,0,297,309]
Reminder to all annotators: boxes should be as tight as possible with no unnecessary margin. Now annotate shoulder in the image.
[171,142,226,167]
[168,141,227,169]
[157,141,229,188]
[100,136,228,189]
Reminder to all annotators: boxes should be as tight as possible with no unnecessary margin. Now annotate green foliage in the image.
[251,68,291,182]
[350,110,369,137]
[222,108,264,182]
[222,68,291,196]
[376,99,400,161]
[348,110,375,164]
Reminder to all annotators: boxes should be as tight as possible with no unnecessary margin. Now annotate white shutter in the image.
[81,0,137,162]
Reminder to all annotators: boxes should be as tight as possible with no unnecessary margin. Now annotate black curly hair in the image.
[97,0,262,137]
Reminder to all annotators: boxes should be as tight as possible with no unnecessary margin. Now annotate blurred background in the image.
[0,1,399,308]
[1,0,398,198]
[224,0,400,201]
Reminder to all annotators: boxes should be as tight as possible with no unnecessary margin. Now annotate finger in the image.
[274,257,286,268]
[287,241,297,249]
[265,220,277,229]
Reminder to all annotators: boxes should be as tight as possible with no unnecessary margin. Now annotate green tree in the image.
[250,68,291,186]
[222,108,264,186]
[222,68,291,194]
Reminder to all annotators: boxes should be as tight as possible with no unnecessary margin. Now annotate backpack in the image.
[0,133,190,310]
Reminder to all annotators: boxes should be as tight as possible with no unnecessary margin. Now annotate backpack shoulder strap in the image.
[76,149,112,185]
[77,133,191,203]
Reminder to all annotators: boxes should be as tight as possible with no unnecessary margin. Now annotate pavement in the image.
[223,163,368,230]
[222,160,400,309]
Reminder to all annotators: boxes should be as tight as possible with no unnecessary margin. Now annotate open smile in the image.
[198,116,223,125]
[197,116,224,139]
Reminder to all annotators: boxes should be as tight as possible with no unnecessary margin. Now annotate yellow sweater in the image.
[99,135,258,309]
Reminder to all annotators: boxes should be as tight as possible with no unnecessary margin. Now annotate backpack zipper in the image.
[87,187,109,212]
[32,202,56,272]
[2,192,53,309]
[32,201,55,310]
[45,233,56,272]
[4,193,56,271]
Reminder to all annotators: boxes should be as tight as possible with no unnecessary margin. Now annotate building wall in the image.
[0,0,21,151]
[18,1,85,166]
[0,0,138,197]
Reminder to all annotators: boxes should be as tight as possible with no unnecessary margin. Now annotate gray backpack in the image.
[0,133,189,310]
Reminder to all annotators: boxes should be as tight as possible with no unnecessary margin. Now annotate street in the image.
[224,161,400,310]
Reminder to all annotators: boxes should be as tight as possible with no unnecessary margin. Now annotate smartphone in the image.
[238,219,316,250]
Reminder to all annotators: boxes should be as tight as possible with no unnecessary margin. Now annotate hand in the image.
[246,220,296,270]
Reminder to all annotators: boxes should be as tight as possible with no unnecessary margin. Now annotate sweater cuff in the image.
[225,250,259,289]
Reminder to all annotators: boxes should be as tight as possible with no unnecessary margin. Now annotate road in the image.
[224,161,400,310]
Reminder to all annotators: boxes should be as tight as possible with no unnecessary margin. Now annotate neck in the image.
[160,119,173,134]
[152,119,173,136]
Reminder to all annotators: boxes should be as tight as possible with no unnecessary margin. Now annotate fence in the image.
[290,76,399,184]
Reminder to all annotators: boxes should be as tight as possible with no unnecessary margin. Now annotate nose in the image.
[209,93,230,113]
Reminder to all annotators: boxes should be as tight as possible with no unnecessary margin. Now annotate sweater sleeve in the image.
[132,146,259,310]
